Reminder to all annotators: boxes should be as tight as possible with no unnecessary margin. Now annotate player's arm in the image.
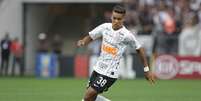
[77,34,93,47]
[136,47,155,85]
[136,48,149,67]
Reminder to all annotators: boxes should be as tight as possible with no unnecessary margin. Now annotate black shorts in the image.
[88,71,117,93]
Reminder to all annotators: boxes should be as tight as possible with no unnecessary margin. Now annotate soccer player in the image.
[77,5,155,101]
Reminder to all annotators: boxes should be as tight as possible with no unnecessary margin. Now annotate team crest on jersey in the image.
[115,32,124,42]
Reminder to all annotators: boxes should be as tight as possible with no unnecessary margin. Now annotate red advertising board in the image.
[153,55,201,79]
[74,55,89,78]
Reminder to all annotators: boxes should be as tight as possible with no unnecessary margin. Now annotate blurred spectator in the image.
[139,0,156,6]
[103,11,112,22]
[10,37,24,76]
[0,33,11,76]
[137,4,154,35]
[51,34,63,74]
[152,1,178,54]
[52,34,63,55]
[37,33,49,53]
[197,3,201,24]
[123,0,140,33]
[179,12,201,56]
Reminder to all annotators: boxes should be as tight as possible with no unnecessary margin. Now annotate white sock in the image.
[95,95,111,101]
[81,95,111,101]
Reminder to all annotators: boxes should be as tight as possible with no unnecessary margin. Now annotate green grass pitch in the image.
[0,77,201,101]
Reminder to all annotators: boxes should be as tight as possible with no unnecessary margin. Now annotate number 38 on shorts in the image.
[89,71,117,93]
[96,77,107,87]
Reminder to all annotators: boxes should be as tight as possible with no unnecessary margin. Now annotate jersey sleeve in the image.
[89,23,106,40]
[127,32,141,49]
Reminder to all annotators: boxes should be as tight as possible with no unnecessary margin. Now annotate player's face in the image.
[111,11,125,30]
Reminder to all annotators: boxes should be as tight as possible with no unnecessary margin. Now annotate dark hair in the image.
[113,5,126,15]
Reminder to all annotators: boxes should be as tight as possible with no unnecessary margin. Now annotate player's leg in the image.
[11,56,16,76]
[94,74,117,101]
[82,88,111,101]
[4,58,9,76]
[0,56,5,75]
[82,71,116,101]
[83,86,98,101]
[18,57,24,76]
[82,71,98,101]
[95,95,111,101]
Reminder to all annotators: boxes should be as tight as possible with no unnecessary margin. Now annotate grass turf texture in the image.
[0,77,201,101]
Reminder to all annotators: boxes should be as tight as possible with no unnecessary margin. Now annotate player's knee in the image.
[84,86,98,101]
[83,95,92,101]
[84,93,97,101]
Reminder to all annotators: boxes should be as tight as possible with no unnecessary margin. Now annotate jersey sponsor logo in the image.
[102,44,118,56]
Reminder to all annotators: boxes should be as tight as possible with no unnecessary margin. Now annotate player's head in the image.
[111,5,126,30]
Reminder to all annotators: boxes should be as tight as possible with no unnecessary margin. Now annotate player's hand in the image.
[144,71,155,85]
[77,40,85,47]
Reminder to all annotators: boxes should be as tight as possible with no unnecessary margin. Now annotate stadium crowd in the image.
[121,0,201,56]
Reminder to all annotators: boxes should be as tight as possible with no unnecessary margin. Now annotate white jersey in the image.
[89,23,141,78]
